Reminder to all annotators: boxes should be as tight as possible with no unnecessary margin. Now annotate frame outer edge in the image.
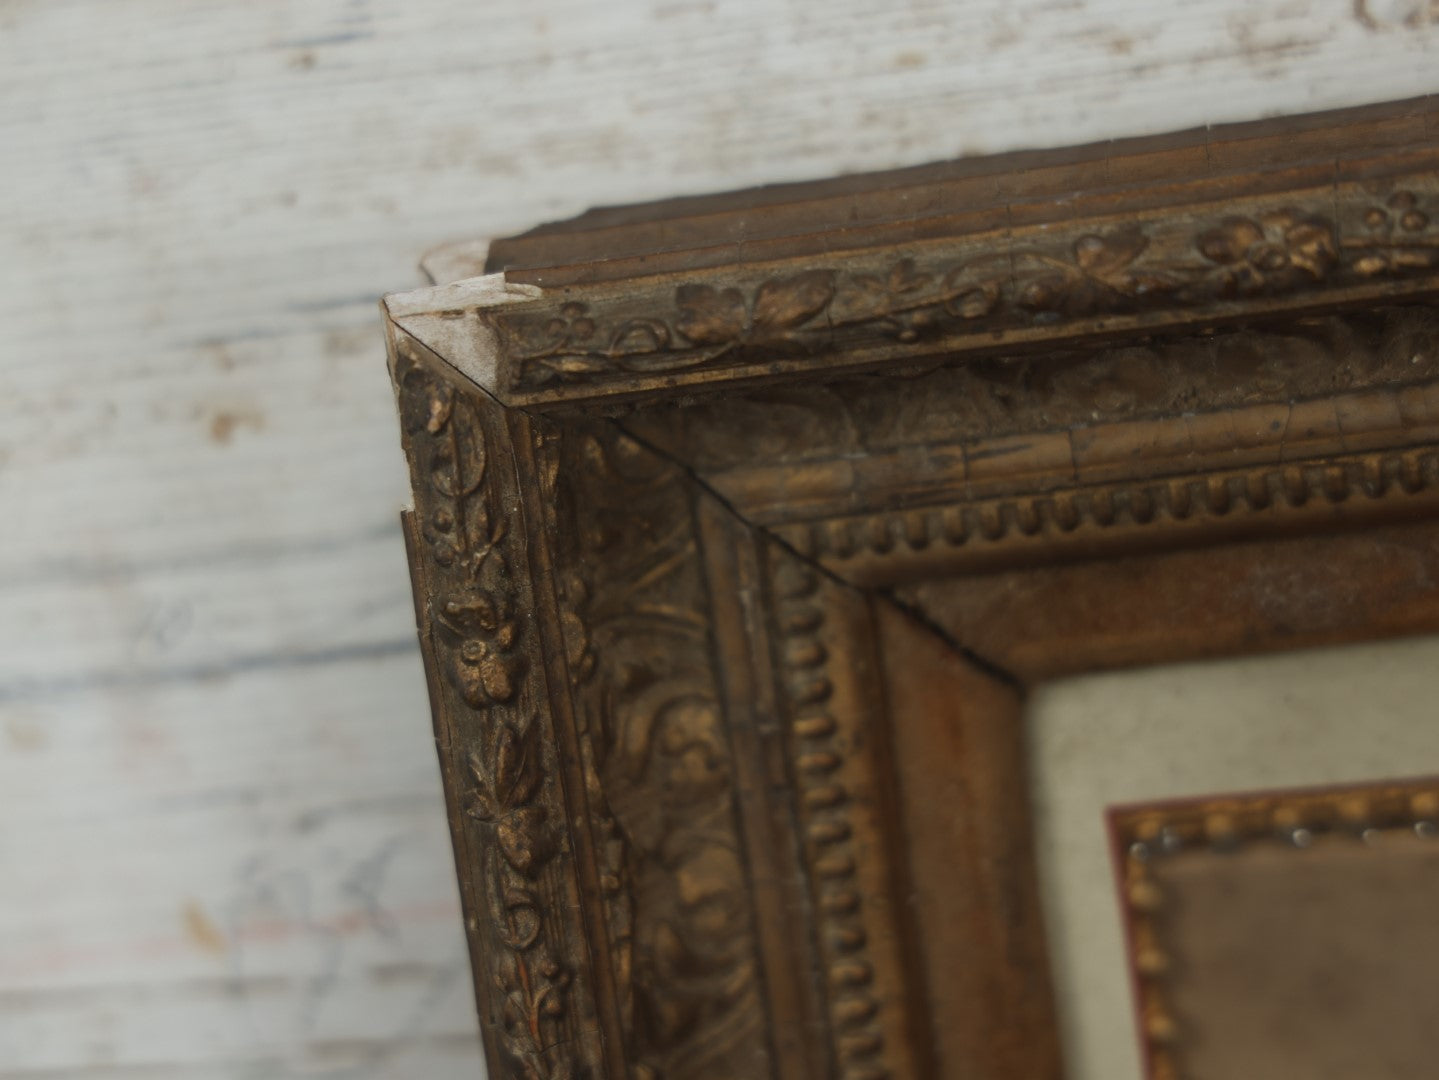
[401,506,506,1080]
[388,324,611,1079]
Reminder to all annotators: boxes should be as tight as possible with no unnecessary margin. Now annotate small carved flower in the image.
[543,301,597,347]
[437,589,522,709]
[1351,190,1438,277]
[516,300,673,382]
[1195,211,1337,295]
[510,302,602,378]
[454,637,517,707]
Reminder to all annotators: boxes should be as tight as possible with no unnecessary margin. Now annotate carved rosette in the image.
[488,184,1439,395]
[539,421,771,1079]
[393,344,598,1080]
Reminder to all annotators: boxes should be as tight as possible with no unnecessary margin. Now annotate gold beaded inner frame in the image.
[1112,778,1439,1080]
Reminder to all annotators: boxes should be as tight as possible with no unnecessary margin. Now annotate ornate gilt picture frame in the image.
[382,96,1439,1080]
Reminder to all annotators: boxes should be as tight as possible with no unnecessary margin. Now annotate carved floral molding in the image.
[386,98,1439,1080]
[395,350,595,1080]
[483,184,1439,402]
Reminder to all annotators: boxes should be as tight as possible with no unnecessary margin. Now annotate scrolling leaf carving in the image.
[395,351,588,1080]
[498,187,1438,391]
[544,423,770,1080]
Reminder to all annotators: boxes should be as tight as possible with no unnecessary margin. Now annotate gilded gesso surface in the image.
[395,300,1439,1080]
[536,419,770,1079]
[493,183,1439,399]
[393,345,603,1080]
[387,102,1439,1080]
[397,331,771,1078]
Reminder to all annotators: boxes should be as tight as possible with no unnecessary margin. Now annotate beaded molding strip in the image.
[1111,778,1439,1080]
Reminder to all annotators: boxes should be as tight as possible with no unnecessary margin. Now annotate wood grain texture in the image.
[2,0,1437,1076]
[899,517,1439,679]
[874,603,1061,1080]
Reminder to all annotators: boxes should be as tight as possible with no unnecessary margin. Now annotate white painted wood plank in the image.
[0,659,482,1076]
[1,0,1435,1076]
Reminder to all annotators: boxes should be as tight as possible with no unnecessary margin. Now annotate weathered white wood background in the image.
[1,1,1436,1076]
